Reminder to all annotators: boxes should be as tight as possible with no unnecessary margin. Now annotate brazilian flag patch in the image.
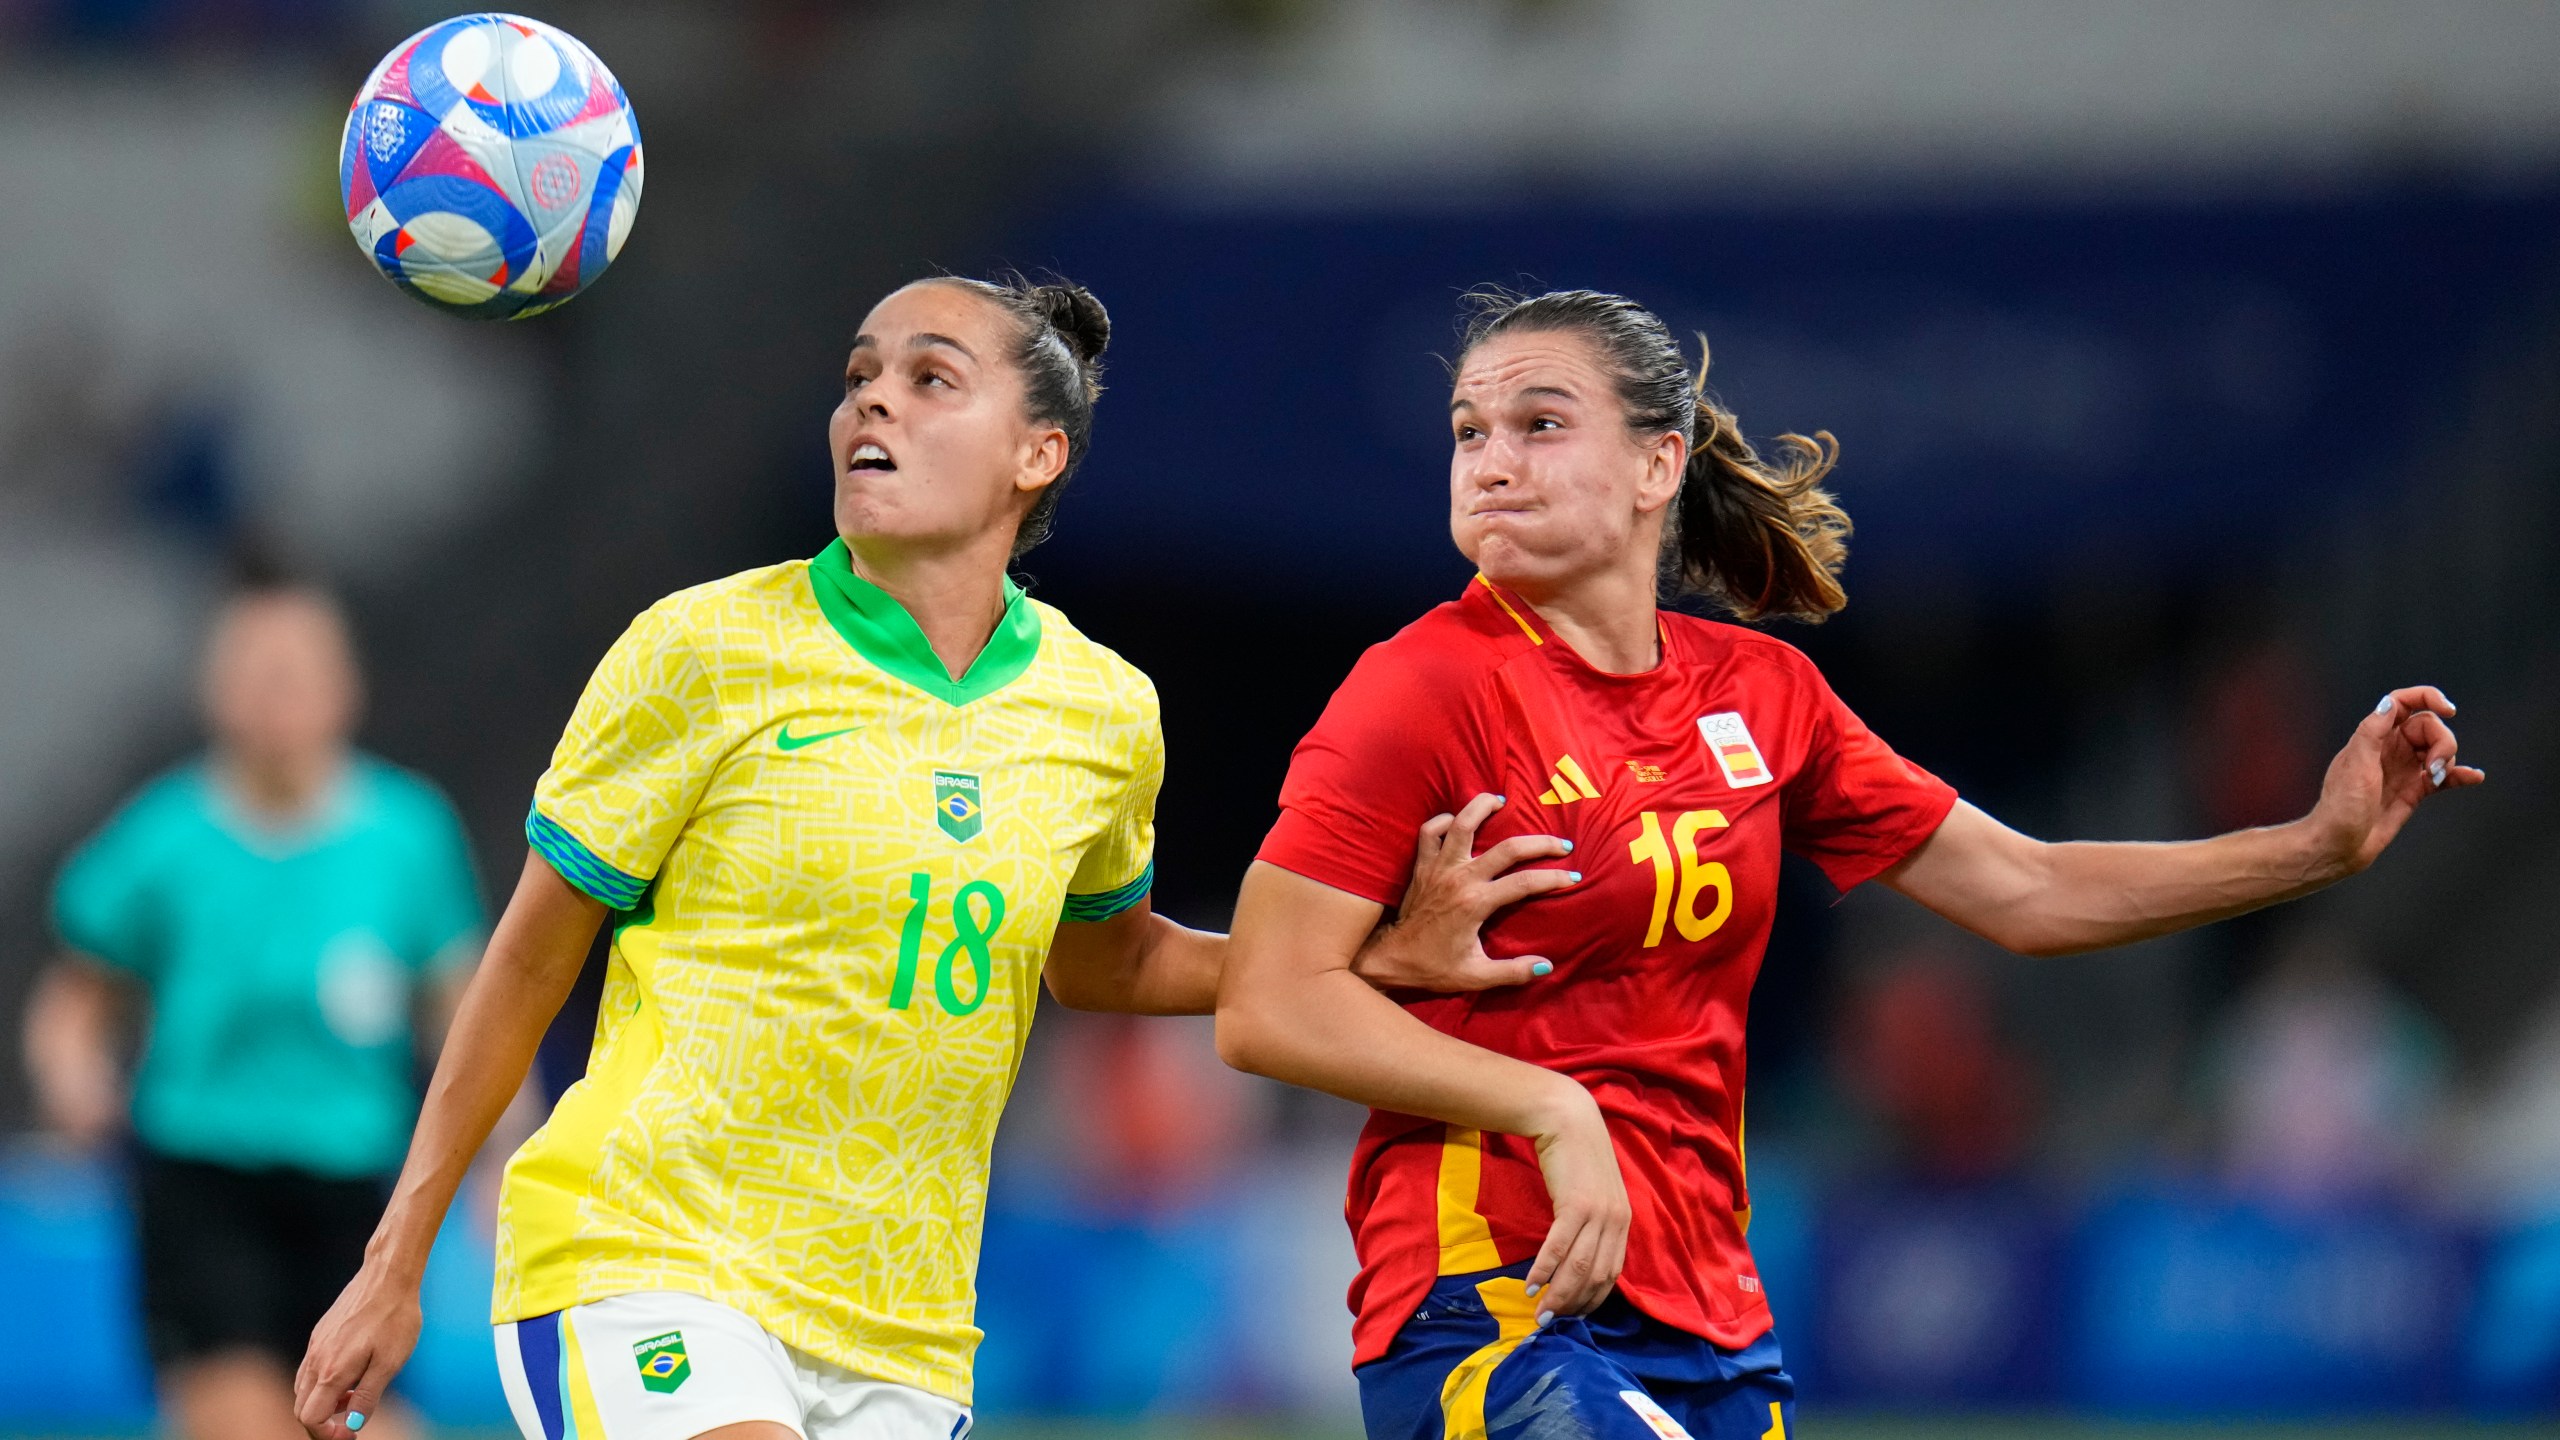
[934,770,984,843]
[633,1331,690,1393]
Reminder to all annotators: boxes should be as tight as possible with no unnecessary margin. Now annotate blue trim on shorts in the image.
[517,1311,566,1440]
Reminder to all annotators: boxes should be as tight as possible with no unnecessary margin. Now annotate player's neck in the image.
[844,536,1013,682]
[1508,564,1662,675]
[214,746,348,827]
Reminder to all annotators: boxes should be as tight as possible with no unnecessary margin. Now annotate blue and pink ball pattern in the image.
[340,13,641,319]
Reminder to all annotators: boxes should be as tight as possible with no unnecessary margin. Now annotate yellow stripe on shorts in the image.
[560,1312,609,1440]
[1437,1275,1542,1440]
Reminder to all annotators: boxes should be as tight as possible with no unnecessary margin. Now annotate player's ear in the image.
[1016,424,1070,495]
[1637,428,1686,514]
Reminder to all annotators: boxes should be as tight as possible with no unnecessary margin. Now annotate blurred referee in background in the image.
[22,575,485,1440]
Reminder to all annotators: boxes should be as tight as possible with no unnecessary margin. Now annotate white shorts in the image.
[494,1292,972,1440]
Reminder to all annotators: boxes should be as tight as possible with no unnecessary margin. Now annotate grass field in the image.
[16,1420,2554,1440]
[978,1420,2556,1439]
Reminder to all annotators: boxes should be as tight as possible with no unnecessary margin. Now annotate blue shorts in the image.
[1356,1264,1794,1440]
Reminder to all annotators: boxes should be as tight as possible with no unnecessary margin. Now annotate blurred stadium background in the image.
[5,0,2560,1434]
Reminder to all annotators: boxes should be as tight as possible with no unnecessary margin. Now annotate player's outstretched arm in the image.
[1218,861,1628,1326]
[1883,686,2483,958]
[294,851,604,1440]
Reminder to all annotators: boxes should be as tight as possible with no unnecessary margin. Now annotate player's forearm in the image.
[24,962,123,1136]
[2015,821,2340,955]
[1043,906,1224,1015]
[1123,915,1224,1015]
[368,852,600,1280]
[1217,863,1590,1142]
[1900,802,2346,957]
[1223,966,1590,1138]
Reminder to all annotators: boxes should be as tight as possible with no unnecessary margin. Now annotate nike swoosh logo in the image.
[776,722,862,752]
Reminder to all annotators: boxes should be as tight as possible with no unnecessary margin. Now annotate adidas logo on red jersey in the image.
[1536,754,1604,805]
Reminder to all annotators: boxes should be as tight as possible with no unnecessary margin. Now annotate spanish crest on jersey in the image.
[1696,711,1774,789]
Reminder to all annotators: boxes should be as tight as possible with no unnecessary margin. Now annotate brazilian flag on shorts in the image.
[633,1332,689,1393]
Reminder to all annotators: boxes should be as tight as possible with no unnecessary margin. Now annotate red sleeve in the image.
[1781,655,1959,893]
[1256,640,1474,907]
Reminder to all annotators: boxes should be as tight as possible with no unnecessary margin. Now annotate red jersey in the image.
[1256,576,1958,1365]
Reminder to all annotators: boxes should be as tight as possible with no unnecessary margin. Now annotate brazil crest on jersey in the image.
[1258,577,1957,1366]
[496,539,1161,1404]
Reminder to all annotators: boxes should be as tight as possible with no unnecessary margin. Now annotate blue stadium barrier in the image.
[0,1146,511,1431]
[2464,1206,2560,1413]
[2068,1187,2469,1414]
[1807,1182,2062,1406]
[5,1143,2553,1423]
[0,1148,153,1429]
[973,1181,1251,1416]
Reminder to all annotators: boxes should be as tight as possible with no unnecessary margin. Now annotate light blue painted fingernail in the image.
[1523,1282,1542,1297]
[1495,794,1508,805]
[347,1414,368,1432]
[1531,961,1554,977]
[1536,1312,1554,1329]
[2375,695,2394,715]
[1561,839,1574,853]
[1567,871,1582,884]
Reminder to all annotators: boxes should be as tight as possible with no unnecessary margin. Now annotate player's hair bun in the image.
[932,270,1113,559]
[1034,282,1111,367]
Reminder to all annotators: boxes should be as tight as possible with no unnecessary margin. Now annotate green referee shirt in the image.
[50,754,484,1178]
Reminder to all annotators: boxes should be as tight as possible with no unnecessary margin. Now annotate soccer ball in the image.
[339,13,642,319]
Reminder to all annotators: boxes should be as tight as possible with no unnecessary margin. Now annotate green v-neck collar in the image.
[807,538,1042,706]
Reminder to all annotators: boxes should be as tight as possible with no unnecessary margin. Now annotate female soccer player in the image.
[293,274,1523,1440]
[1214,289,2481,1440]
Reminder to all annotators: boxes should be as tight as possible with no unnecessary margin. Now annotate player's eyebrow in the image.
[1449,383,1577,413]
[847,331,978,360]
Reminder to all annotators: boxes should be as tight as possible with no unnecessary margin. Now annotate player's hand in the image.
[31,1047,122,1150]
[2304,686,2483,875]
[1353,793,1578,991]
[1523,1079,1630,1326]
[294,1259,423,1440]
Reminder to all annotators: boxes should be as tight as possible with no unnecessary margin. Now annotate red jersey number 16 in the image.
[1628,809,1733,947]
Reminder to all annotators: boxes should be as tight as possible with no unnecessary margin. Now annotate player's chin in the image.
[832,487,924,540]
[1470,539,1584,595]
[1458,520,1539,567]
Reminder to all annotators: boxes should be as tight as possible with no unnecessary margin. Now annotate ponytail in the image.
[1457,288,1852,623]
[1671,347,1849,622]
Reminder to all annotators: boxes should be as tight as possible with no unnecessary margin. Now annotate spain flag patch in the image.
[1695,711,1773,789]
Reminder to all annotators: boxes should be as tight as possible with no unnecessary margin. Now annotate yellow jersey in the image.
[493,539,1162,1404]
